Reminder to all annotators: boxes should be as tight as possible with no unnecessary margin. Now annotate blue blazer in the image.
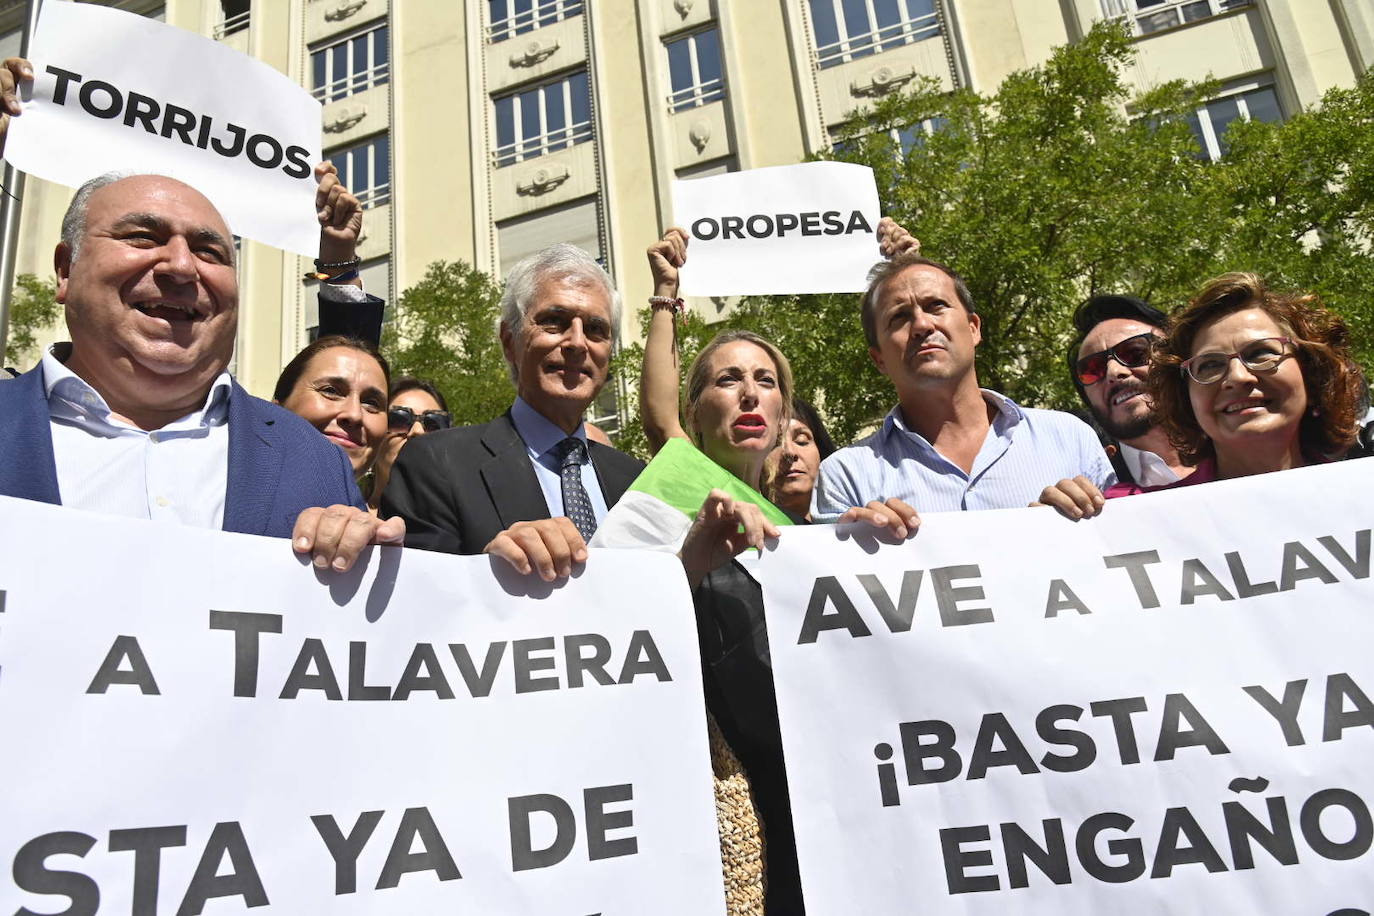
[0,366,363,538]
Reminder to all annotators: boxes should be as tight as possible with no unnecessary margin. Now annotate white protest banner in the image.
[0,497,725,915]
[754,460,1374,913]
[670,161,881,296]
[5,1,321,256]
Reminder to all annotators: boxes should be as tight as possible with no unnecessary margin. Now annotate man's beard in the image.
[1094,402,1155,441]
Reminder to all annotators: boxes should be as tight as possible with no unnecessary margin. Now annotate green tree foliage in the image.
[615,21,1371,450]
[4,274,60,367]
[1203,76,1374,370]
[381,260,513,426]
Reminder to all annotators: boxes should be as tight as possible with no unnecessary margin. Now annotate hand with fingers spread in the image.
[877,216,920,258]
[0,57,33,158]
[679,489,782,589]
[837,496,921,540]
[292,505,406,572]
[484,517,588,582]
[314,160,364,271]
[1032,475,1106,520]
[646,226,688,299]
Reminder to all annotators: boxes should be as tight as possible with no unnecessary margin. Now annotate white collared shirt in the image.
[1117,442,1182,488]
[42,345,232,529]
[509,397,610,523]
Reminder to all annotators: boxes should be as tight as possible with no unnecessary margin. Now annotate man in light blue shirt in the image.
[813,251,1114,518]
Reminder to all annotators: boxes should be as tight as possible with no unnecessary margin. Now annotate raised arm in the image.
[641,227,691,454]
[313,160,364,291]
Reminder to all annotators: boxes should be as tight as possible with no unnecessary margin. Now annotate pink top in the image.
[1105,457,1218,499]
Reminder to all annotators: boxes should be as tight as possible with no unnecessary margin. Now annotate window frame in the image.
[1106,0,1253,37]
[491,70,594,168]
[327,133,392,209]
[1184,82,1281,161]
[808,0,941,69]
[829,116,948,158]
[487,0,584,44]
[664,27,726,113]
[310,20,390,104]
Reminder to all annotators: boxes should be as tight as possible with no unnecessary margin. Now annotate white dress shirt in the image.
[1117,442,1182,488]
[42,345,232,529]
[509,397,610,523]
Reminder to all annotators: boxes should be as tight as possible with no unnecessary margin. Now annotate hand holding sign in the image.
[5,2,323,255]
[877,216,921,258]
[0,57,31,139]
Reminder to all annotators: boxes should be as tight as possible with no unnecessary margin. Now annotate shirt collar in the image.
[884,388,1025,441]
[42,342,233,431]
[1117,442,1178,487]
[511,396,586,461]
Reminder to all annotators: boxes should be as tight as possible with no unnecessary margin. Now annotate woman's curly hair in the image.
[1147,272,1363,466]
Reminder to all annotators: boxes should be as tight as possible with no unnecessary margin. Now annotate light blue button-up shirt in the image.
[42,345,233,528]
[812,389,1115,518]
[510,397,610,523]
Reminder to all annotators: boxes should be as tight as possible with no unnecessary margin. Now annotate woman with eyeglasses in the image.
[273,336,393,500]
[1038,273,1366,517]
[369,377,451,512]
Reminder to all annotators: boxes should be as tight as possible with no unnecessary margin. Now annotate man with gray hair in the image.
[381,243,642,574]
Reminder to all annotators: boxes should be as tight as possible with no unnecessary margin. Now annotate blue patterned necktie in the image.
[554,437,598,539]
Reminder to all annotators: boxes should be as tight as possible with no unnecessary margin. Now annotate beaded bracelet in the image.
[303,268,361,283]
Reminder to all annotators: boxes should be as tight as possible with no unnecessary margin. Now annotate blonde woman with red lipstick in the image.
[640,227,914,915]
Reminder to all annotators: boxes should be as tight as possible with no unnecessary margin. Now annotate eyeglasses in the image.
[1180,337,1294,385]
[1075,332,1156,386]
[387,406,452,432]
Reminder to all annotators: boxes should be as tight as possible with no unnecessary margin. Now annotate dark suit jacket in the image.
[380,410,643,554]
[317,292,385,344]
[0,365,363,537]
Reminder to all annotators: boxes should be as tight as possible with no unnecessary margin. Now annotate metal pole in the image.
[0,0,43,365]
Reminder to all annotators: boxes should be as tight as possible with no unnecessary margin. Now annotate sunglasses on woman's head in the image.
[387,406,452,432]
[1075,332,1156,386]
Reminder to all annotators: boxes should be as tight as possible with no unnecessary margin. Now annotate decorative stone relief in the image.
[850,65,917,98]
[689,120,712,152]
[510,39,560,68]
[516,164,571,196]
[325,0,368,23]
[323,106,368,133]
[673,0,694,17]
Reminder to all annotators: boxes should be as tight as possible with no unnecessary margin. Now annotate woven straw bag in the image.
[707,712,766,915]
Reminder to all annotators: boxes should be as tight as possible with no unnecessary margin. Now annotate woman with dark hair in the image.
[1038,272,1366,516]
[766,397,837,521]
[369,377,451,511]
[274,336,391,495]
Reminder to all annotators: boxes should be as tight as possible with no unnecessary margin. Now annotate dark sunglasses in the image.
[388,406,452,432]
[1075,332,1156,386]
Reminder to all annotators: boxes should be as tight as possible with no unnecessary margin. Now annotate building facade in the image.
[3,0,1370,428]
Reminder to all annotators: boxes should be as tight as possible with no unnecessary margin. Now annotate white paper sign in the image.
[671,161,881,296]
[755,461,1374,913]
[6,1,321,256]
[0,497,725,915]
